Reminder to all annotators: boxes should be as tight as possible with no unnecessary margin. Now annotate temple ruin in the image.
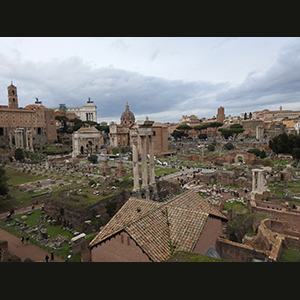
[131,118,159,201]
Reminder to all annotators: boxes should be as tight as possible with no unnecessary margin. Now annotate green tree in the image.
[176,124,192,132]
[171,130,188,140]
[224,142,234,150]
[105,201,117,217]
[230,123,245,138]
[55,115,69,133]
[208,144,215,151]
[247,148,261,157]
[293,148,300,160]
[14,148,24,161]
[0,167,9,196]
[96,125,109,133]
[194,124,210,132]
[269,133,289,154]
[260,150,266,159]
[218,128,233,139]
[69,118,83,132]
[88,155,98,164]
[198,133,207,140]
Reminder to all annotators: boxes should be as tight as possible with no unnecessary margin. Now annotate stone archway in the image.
[235,154,244,164]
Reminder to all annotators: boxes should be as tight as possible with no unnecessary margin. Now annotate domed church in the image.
[109,103,170,155]
[109,103,135,148]
[120,103,135,126]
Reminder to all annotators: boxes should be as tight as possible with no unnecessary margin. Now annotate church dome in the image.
[120,103,135,126]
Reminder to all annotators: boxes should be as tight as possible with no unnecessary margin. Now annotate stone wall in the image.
[216,238,268,262]
[0,241,9,262]
[44,181,180,233]
[249,200,300,230]
[196,170,248,187]
[44,190,131,233]
[202,151,273,167]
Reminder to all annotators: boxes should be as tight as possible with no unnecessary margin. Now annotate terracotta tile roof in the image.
[89,198,163,247]
[167,206,208,252]
[89,190,227,262]
[168,189,227,220]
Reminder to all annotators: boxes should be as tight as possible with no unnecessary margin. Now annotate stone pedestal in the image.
[100,149,111,175]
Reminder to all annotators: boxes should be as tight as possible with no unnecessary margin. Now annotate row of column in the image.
[86,113,94,121]
[132,133,155,191]
[131,119,157,200]
[14,128,33,151]
[252,169,263,193]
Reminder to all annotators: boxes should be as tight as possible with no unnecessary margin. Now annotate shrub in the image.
[105,201,117,217]
[208,144,215,151]
[224,142,234,150]
[14,148,24,160]
[88,155,98,164]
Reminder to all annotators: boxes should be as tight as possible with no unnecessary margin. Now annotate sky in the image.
[0,37,299,124]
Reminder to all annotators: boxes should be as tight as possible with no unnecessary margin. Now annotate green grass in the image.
[6,169,47,185]
[166,251,228,262]
[0,209,80,262]
[224,200,250,216]
[279,246,300,262]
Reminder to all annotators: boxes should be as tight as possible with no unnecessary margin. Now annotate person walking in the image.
[50,251,54,261]
[25,236,29,244]
[45,254,49,262]
[21,237,24,244]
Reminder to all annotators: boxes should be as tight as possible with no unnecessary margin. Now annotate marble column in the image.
[141,135,148,189]
[149,135,155,185]
[132,132,139,191]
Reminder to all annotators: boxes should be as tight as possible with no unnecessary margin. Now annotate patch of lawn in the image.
[6,169,46,185]
[279,245,300,262]
[166,251,228,262]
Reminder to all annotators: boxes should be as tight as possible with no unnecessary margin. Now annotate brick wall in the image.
[193,216,223,255]
[216,238,268,262]
[249,200,300,230]
[91,231,152,262]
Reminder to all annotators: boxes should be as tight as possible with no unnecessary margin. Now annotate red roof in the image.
[90,190,226,262]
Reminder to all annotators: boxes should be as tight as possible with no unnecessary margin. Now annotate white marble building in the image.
[54,98,97,122]
[66,99,97,122]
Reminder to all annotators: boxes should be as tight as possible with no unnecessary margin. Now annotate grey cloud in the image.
[150,49,160,62]
[216,40,300,114]
[0,55,225,123]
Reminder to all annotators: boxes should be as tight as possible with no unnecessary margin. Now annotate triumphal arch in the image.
[72,127,103,157]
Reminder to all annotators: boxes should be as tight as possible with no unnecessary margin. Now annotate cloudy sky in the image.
[0,37,299,123]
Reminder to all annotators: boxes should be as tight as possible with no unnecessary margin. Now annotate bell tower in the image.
[7,82,18,109]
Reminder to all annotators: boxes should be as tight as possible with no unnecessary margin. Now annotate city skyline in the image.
[0,37,299,123]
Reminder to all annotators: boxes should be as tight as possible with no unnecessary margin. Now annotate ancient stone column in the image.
[149,135,155,185]
[103,148,107,164]
[15,128,24,149]
[251,169,264,200]
[252,170,257,192]
[257,170,263,192]
[132,132,139,191]
[141,135,148,189]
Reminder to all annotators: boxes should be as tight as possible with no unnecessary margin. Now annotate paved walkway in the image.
[0,204,44,220]
[0,228,64,262]
[0,205,64,262]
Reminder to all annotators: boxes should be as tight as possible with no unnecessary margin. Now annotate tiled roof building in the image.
[89,190,227,262]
